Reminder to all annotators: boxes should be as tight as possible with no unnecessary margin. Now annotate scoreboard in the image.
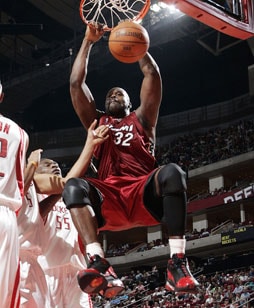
[221,226,254,245]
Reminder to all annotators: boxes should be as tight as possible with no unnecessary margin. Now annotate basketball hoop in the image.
[80,0,150,31]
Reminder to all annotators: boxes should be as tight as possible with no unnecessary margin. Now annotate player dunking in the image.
[0,83,29,307]
[62,24,199,297]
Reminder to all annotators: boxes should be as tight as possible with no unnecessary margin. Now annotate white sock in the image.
[86,242,104,258]
[168,238,186,257]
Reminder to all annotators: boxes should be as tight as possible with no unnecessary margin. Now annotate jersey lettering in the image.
[114,132,134,146]
[110,124,133,132]
[25,193,33,208]
[0,137,7,157]
[55,215,71,230]
[0,122,10,134]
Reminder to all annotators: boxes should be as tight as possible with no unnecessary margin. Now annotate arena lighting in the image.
[150,3,161,12]
[150,1,183,15]
[148,1,185,25]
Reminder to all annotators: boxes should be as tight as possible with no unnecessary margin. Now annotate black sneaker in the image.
[165,253,199,293]
[77,255,124,298]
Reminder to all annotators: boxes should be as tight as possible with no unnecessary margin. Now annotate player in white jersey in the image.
[18,149,54,307]
[32,120,109,307]
[18,121,108,307]
[0,83,29,308]
[38,189,93,307]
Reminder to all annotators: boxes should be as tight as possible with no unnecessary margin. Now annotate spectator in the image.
[232,282,244,295]
[239,287,251,306]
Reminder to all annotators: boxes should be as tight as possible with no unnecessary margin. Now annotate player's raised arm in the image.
[70,24,105,129]
[34,120,109,194]
[135,52,162,141]
[24,149,43,194]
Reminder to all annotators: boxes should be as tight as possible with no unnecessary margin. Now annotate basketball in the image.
[108,21,150,63]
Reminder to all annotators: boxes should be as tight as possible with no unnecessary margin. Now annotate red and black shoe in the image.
[99,266,125,299]
[165,253,199,293]
[77,255,124,298]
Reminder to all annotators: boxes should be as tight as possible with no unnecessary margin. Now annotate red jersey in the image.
[87,112,159,231]
[94,112,156,180]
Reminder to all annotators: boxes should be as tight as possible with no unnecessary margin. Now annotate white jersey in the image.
[38,197,86,270]
[0,114,28,211]
[0,115,28,308]
[18,184,52,307]
[18,182,44,252]
[38,196,92,307]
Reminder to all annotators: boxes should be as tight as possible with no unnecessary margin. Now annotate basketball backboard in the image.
[160,0,254,39]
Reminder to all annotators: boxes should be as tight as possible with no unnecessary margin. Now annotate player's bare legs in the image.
[153,164,199,293]
[70,206,98,245]
[63,179,124,299]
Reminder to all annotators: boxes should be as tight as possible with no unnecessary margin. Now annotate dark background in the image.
[0,0,253,132]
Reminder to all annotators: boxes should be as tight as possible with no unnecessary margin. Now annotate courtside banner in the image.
[221,225,254,245]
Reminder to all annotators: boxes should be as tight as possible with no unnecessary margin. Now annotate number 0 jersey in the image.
[0,115,28,211]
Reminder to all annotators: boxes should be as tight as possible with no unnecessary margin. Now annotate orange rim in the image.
[134,0,151,23]
[79,0,150,31]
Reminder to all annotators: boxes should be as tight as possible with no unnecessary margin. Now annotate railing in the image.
[157,94,254,141]
[211,219,234,235]
[28,93,253,152]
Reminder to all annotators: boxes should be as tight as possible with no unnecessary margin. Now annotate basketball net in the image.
[80,0,151,30]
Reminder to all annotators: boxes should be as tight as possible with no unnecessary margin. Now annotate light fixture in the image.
[150,1,182,14]
[149,1,184,25]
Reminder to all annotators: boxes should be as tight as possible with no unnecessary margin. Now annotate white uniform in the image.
[38,196,93,308]
[18,182,52,307]
[0,114,28,308]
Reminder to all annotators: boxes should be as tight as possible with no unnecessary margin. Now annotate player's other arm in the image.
[34,120,109,194]
[39,194,61,219]
[24,149,43,195]
[136,52,162,138]
[64,120,108,180]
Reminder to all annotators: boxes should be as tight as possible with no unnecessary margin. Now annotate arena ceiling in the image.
[0,0,253,132]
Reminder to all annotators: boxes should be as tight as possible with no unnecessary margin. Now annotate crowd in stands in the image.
[92,264,254,307]
[106,243,133,257]
[59,118,254,177]
[105,221,253,258]
[155,119,254,171]
[98,116,254,306]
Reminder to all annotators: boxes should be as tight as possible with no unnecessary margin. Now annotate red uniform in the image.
[86,112,159,231]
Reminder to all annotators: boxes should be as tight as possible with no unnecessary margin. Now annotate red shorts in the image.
[87,172,159,231]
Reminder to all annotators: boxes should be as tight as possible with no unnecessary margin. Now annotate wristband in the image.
[30,161,38,168]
